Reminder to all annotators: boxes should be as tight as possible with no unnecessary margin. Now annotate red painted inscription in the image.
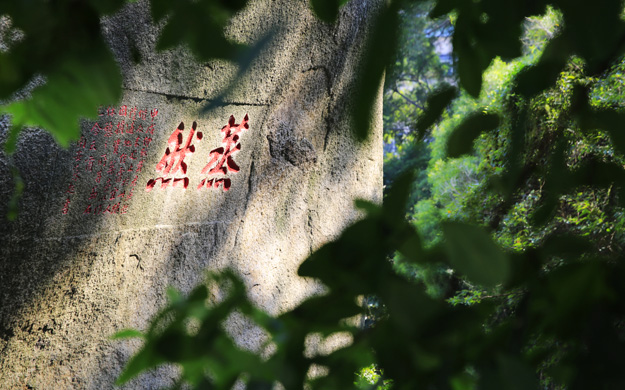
[198,114,249,191]
[62,105,158,215]
[145,121,203,191]
[141,114,249,194]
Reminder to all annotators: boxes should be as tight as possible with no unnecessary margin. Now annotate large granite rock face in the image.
[0,0,382,388]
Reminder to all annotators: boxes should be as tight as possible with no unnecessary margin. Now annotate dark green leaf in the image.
[429,0,455,18]
[455,44,484,98]
[150,0,171,22]
[383,170,414,223]
[453,15,488,98]
[447,112,500,158]
[291,294,362,326]
[495,355,540,390]
[87,0,126,15]
[216,0,249,12]
[514,61,566,97]
[396,226,424,264]
[116,343,165,385]
[310,0,341,23]
[539,234,593,261]
[530,198,558,226]
[1,44,122,148]
[579,108,625,155]
[167,287,182,303]
[354,199,381,216]
[188,285,209,304]
[352,1,400,140]
[416,85,458,139]
[477,345,533,390]
[442,222,510,287]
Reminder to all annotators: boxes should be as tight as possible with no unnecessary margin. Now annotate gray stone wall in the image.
[0,0,382,388]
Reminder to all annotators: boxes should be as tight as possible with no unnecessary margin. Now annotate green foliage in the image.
[0,0,125,150]
[355,365,393,389]
[410,56,529,246]
[383,2,452,145]
[117,175,518,389]
[114,272,278,388]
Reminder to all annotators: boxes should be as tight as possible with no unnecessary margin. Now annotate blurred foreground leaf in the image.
[310,0,350,23]
[442,222,510,287]
[446,112,500,158]
[416,85,458,139]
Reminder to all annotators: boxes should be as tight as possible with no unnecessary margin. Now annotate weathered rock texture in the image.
[0,0,382,388]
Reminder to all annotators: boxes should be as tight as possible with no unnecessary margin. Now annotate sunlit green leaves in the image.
[2,45,122,150]
[115,272,273,387]
[0,1,124,150]
[111,329,145,340]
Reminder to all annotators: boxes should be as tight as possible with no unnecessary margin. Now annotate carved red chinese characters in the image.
[146,121,203,191]
[198,114,249,191]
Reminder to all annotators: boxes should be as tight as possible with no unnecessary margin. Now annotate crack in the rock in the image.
[123,87,271,107]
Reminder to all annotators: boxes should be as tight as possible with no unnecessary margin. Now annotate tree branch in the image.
[392,88,425,110]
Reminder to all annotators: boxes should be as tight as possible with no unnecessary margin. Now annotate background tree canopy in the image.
[4,0,625,389]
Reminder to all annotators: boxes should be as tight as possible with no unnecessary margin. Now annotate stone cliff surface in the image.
[0,1,382,388]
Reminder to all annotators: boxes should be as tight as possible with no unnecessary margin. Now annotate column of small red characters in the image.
[64,105,158,215]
